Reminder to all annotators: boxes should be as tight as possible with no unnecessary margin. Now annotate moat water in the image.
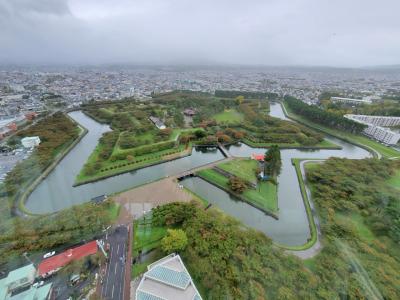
[25,104,370,246]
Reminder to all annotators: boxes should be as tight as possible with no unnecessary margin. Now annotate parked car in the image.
[43,251,55,258]
[32,281,44,287]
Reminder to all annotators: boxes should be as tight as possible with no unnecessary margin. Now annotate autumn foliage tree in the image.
[228,176,248,193]
[161,229,188,253]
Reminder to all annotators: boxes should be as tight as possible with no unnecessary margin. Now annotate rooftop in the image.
[38,241,97,276]
[7,283,52,300]
[136,254,202,300]
[5,264,36,286]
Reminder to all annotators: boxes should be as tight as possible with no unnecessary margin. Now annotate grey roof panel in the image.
[146,265,191,289]
[137,290,165,300]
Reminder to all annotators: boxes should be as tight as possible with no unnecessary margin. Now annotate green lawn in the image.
[197,166,278,213]
[337,213,375,243]
[132,217,168,278]
[197,168,230,187]
[106,202,121,222]
[387,169,400,190]
[76,125,204,185]
[213,109,244,124]
[282,102,400,159]
[133,223,167,256]
[218,159,259,183]
[243,181,278,212]
[242,137,341,149]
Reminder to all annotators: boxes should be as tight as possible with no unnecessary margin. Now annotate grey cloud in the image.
[0,0,70,17]
[0,0,399,67]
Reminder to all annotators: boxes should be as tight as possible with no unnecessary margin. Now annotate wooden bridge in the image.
[176,156,234,180]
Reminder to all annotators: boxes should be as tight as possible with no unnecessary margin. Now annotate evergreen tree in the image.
[264,145,281,177]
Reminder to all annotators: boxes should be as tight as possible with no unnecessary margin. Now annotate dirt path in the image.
[113,177,194,224]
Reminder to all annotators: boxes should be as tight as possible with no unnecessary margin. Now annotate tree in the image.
[194,129,206,139]
[264,145,281,177]
[235,95,244,105]
[161,229,188,253]
[228,176,248,193]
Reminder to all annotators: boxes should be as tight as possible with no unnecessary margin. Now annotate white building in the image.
[330,97,372,105]
[135,253,202,300]
[345,114,400,127]
[21,136,41,148]
[149,116,166,130]
[345,114,400,145]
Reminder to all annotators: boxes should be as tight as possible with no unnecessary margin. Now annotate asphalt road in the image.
[101,225,129,300]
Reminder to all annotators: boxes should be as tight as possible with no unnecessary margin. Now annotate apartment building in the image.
[346,114,400,127]
[345,114,400,145]
[330,97,372,105]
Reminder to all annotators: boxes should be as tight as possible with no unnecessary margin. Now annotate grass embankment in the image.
[213,109,244,124]
[196,159,278,214]
[282,101,400,159]
[218,159,258,182]
[242,138,341,149]
[75,144,191,185]
[75,127,205,185]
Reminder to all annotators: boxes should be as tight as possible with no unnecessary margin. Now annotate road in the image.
[101,225,129,300]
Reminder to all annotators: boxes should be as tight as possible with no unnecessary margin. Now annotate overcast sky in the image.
[0,0,399,67]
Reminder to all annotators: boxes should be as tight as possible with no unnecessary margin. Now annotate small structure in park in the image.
[258,171,270,181]
[183,108,197,117]
[135,253,202,300]
[251,154,265,161]
[91,194,107,204]
[21,136,41,149]
[149,116,166,130]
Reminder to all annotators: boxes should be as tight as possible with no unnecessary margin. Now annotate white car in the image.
[43,251,55,258]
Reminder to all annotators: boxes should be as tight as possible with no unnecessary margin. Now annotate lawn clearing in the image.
[133,219,167,257]
[196,166,278,213]
[132,216,169,278]
[243,181,278,212]
[218,159,259,183]
[213,109,244,124]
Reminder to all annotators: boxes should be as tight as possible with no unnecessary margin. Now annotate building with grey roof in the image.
[135,254,202,300]
[345,114,400,145]
[0,264,52,300]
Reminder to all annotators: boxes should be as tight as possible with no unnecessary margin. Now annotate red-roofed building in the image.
[25,112,37,121]
[251,154,265,161]
[7,122,17,131]
[38,241,98,277]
